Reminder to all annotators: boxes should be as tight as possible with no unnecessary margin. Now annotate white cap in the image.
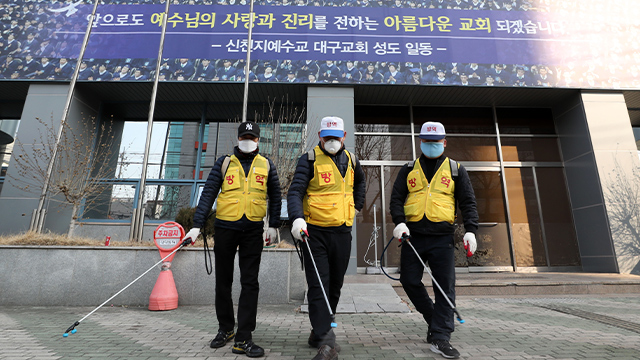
[319,116,345,138]
[419,121,446,140]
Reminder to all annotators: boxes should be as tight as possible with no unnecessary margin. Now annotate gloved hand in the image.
[393,223,410,239]
[291,218,307,241]
[182,227,200,246]
[264,227,278,246]
[463,232,477,256]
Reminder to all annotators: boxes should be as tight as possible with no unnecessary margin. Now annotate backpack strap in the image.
[449,158,459,178]
[406,159,418,168]
[307,149,315,162]
[344,149,356,168]
[220,155,231,177]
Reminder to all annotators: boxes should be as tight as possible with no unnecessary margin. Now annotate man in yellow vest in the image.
[183,121,281,358]
[288,116,365,360]
[390,121,478,359]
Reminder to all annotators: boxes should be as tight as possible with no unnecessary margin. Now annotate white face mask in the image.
[238,139,258,153]
[323,139,342,155]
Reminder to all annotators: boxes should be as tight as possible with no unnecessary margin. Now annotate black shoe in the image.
[308,331,341,353]
[210,330,235,348]
[232,340,265,358]
[430,339,460,359]
[311,345,338,360]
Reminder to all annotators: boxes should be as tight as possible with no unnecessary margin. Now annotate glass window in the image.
[500,137,562,162]
[536,167,580,266]
[415,136,498,161]
[505,167,547,267]
[356,166,382,267]
[83,183,136,221]
[143,184,193,221]
[357,135,413,161]
[355,105,410,133]
[497,108,556,134]
[413,107,495,134]
[633,127,640,151]
[147,121,200,180]
[100,121,148,179]
[201,122,237,176]
[382,166,403,267]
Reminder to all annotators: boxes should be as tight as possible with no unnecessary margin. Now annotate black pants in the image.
[214,226,263,342]
[400,233,455,341]
[302,225,352,347]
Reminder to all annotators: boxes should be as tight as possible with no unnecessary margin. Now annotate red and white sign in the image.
[153,221,185,262]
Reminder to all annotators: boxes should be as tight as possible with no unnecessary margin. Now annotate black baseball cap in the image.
[238,121,260,138]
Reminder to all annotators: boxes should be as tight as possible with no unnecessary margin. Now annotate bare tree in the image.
[603,155,640,274]
[9,116,118,236]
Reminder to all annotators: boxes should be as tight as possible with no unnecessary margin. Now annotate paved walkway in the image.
[301,284,411,314]
[2,294,640,360]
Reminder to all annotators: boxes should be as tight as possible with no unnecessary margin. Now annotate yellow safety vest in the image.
[303,146,355,227]
[404,157,457,224]
[216,154,269,222]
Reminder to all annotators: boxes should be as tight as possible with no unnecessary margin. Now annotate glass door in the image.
[457,169,512,270]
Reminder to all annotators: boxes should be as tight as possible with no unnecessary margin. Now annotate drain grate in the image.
[537,305,640,334]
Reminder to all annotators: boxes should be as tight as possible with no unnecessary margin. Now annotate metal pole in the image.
[132,0,172,241]
[241,0,255,123]
[33,0,101,232]
[493,106,518,271]
[373,203,378,268]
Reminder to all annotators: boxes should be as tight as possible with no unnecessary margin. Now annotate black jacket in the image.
[193,146,282,230]
[389,155,478,236]
[287,143,366,232]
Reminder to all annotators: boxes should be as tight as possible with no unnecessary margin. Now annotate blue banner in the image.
[73,4,567,64]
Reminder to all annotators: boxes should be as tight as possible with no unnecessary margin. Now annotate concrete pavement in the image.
[2,293,640,360]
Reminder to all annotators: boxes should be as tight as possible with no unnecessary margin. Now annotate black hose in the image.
[202,211,214,275]
[294,238,304,270]
[380,236,401,281]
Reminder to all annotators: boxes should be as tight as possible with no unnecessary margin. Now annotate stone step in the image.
[345,272,640,296]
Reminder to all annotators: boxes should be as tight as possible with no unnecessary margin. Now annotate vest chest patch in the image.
[223,167,240,190]
[251,167,268,189]
[407,169,423,192]
[317,164,335,186]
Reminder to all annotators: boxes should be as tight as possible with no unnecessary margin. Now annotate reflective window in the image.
[497,108,556,135]
[414,136,498,161]
[457,171,511,267]
[83,183,136,220]
[501,137,562,162]
[101,121,147,179]
[143,184,193,221]
[357,135,413,161]
[505,167,546,267]
[356,166,382,267]
[200,122,237,176]
[413,107,495,134]
[355,106,410,133]
[147,121,200,180]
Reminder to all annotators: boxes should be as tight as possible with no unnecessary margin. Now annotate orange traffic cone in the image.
[148,263,179,311]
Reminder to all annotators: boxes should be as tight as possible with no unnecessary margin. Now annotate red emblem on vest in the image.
[255,174,264,186]
[441,176,451,188]
[226,175,234,185]
[321,172,332,183]
[409,178,417,187]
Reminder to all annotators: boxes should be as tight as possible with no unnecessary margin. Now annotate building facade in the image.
[1,0,640,275]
